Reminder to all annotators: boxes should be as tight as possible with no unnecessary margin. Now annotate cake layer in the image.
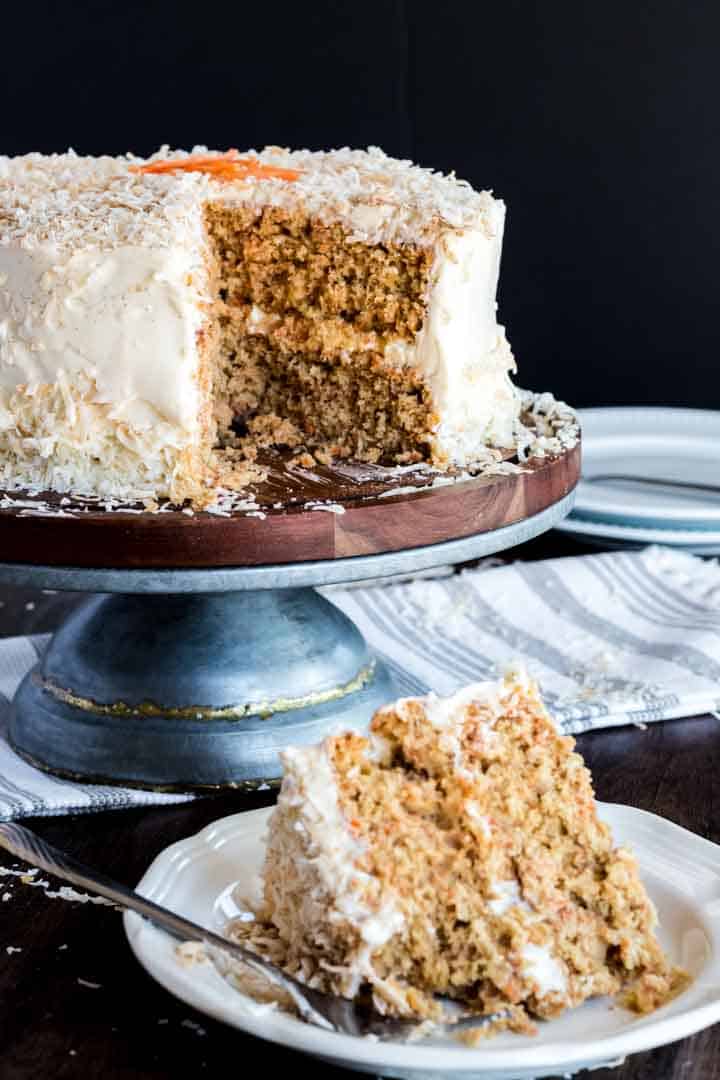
[215,338,438,464]
[205,205,435,335]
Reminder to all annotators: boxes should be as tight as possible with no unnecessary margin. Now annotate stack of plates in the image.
[556,407,720,554]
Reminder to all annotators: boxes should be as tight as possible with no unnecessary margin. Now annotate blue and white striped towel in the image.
[1,546,719,819]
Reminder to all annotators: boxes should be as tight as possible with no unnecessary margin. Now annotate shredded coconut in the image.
[0,146,496,251]
[0,868,121,908]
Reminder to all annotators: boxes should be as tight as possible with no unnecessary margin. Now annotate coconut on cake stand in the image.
[0,407,580,792]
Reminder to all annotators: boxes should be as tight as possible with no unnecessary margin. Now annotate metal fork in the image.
[0,822,507,1040]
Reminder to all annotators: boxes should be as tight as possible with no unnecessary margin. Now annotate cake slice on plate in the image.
[237,670,686,1035]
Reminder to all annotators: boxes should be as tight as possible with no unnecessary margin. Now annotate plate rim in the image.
[555,514,720,546]
[124,803,720,1074]
[578,405,720,426]
[572,405,720,530]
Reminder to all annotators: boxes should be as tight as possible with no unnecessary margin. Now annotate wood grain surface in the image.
[0,444,580,568]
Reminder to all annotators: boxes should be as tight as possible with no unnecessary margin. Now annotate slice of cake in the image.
[236,671,685,1035]
[0,147,520,506]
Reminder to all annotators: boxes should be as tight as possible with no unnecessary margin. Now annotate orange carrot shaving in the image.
[129,150,301,182]
[237,158,302,181]
[130,150,242,174]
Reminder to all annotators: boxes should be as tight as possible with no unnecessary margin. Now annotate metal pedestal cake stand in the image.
[0,437,579,792]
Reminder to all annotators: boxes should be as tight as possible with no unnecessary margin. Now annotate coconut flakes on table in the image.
[0,867,122,907]
[43,885,121,907]
[180,1019,207,1036]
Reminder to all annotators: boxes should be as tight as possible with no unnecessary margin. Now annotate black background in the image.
[3,0,719,411]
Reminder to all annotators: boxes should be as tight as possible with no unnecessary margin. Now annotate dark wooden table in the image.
[1,533,718,1080]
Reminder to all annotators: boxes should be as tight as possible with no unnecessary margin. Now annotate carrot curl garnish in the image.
[130,150,301,182]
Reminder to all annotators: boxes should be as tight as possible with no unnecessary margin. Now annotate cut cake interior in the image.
[234,671,686,1035]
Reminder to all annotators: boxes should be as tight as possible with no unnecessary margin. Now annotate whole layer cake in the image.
[234,671,685,1035]
[0,147,524,507]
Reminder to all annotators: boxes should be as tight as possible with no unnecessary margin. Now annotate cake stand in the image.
[0,439,580,791]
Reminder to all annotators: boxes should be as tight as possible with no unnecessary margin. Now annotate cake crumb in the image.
[181,1019,207,1036]
[175,941,208,968]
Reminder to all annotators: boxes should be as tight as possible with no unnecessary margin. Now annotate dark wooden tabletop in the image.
[0,533,718,1080]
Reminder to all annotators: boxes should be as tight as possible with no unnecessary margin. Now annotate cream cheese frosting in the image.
[520,943,568,996]
[0,243,207,432]
[384,205,520,461]
[0,153,214,500]
[263,741,405,996]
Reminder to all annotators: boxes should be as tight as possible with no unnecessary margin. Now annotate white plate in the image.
[125,804,720,1080]
[557,514,720,553]
[557,407,720,545]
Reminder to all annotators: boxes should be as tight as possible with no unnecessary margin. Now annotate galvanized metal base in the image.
[9,588,396,790]
[3,493,575,790]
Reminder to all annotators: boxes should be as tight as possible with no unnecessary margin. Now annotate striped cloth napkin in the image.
[1,546,719,819]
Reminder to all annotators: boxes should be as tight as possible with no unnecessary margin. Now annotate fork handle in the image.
[0,822,298,1004]
[0,820,218,941]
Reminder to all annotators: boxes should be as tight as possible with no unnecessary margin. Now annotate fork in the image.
[0,822,507,1040]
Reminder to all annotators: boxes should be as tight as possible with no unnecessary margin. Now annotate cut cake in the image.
[0,147,523,506]
[234,671,686,1035]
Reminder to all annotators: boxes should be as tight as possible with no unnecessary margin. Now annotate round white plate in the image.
[125,804,720,1080]
[557,407,720,547]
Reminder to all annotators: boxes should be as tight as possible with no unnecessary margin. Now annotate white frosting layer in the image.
[0,242,206,434]
[520,943,567,996]
[385,680,506,788]
[279,742,404,983]
[421,679,506,728]
[0,200,212,501]
[384,204,520,461]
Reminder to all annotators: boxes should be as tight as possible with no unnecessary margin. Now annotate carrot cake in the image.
[0,147,524,507]
[233,670,686,1035]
